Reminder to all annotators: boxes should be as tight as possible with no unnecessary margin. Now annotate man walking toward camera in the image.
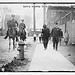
[51,23,60,51]
[42,24,50,50]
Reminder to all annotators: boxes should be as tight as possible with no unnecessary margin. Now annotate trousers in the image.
[53,37,59,50]
[43,39,48,49]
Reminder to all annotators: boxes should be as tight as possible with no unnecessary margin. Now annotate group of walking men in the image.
[41,22,63,50]
[4,14,69,51]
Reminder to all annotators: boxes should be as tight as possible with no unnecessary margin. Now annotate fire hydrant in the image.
[17,40,25,60]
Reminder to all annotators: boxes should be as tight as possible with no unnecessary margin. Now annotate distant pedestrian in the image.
[51,23,60,51]
[59,29,63,46]
[38,33,42,43]
[42,24,50,50]
[33,33,37,42]
[64,30,69,45]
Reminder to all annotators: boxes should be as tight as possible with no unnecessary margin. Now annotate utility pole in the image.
[33,3,36,32]
[23,4,40,33]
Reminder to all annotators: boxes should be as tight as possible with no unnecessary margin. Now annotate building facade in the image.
[47,6,75,44]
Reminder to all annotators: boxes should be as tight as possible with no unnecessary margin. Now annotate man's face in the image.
[55,25,58,28]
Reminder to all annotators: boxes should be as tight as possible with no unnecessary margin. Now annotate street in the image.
[0,36,75,71]
[0,36,36,71]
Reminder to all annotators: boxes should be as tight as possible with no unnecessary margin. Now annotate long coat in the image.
[51,27,60,42]
[42,28,50,41]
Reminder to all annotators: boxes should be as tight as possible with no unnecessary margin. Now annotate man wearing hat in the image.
[19,19,26,41]
[51,23,60,51]
[19,19,26,30]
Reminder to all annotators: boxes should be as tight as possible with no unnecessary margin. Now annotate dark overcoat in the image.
[51,27,60,42]
[42,28,50,41]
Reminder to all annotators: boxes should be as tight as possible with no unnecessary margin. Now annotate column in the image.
[33,3,36,32]
[70,6,73,44]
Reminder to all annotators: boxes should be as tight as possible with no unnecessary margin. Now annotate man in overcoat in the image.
[51,23,60,51]
[42,24,50,50]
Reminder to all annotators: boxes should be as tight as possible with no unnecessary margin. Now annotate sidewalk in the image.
[29,43,75,71]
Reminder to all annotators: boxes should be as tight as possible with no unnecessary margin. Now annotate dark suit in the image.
[51,27,60,50]
[42,27,50,49]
